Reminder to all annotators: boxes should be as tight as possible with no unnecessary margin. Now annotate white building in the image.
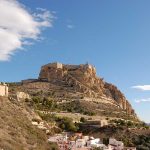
[68,141,76,149]
[0,83,8,97]
[87,138,102,147]
[76,139,86,148]
[83,136,89,141]
[108,138,124,150]
[48,133,68,143]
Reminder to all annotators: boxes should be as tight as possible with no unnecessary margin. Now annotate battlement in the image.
[39,62,97,82]
[41,62,63,70]
[41,62,95,71]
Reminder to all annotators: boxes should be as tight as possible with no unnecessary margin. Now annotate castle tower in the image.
[39,62,64,82]
[84,63,96,75]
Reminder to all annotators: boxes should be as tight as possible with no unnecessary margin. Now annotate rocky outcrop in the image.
[39,62,104,96]
[16,92,30,101]
[38,62,136,116]
[104,82,134,115]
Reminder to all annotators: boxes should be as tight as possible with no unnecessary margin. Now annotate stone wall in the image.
[22,79,38,84]
[23,82,50,91]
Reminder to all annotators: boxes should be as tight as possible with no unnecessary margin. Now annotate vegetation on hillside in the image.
[7,80,148,149]
[0,97,58,150]
[38,112,79,132]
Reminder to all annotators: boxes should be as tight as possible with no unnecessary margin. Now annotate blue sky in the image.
[0,0,150,122]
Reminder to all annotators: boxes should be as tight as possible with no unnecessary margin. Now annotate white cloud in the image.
[0,0,54,61]
[67,24,74,29]
[135,98,150,103]
[131,85,150,91]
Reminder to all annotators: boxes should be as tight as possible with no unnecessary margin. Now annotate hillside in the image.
[0,96,57,150]
[2,62,147,149]
[10,63,137,119]
[80,124,150,149]
[9,62,138,121]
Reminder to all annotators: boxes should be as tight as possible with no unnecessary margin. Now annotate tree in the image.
[59,117,78,132]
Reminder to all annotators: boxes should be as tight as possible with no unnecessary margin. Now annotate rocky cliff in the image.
[37,62,135,116]
[14,62,137,120]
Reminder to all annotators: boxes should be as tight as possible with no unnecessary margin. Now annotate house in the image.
[76,139,86,148]
[82,136,89,141]
[87,137,101,147]
[0,83,8,97]
[108,138,124,150]
[48,133,68,143]
[74,132,83,138]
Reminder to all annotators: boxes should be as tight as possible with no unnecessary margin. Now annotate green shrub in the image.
[80,117,86,122]
[58,117,78,132]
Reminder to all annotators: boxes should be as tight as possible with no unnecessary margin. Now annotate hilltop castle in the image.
[39,62,96,82]
[21,62,136,117]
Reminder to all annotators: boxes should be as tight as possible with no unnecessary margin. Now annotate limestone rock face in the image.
[39,62,104,96]
[104,82,134,115]
[38,62,136,116]
[16,92,30,101]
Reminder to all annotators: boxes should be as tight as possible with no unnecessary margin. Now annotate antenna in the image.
[86,61,89,65]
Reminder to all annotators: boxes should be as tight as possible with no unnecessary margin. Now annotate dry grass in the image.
[0,97,56,150]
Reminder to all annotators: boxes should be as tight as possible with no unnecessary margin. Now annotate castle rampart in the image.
[41,62,63,69]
